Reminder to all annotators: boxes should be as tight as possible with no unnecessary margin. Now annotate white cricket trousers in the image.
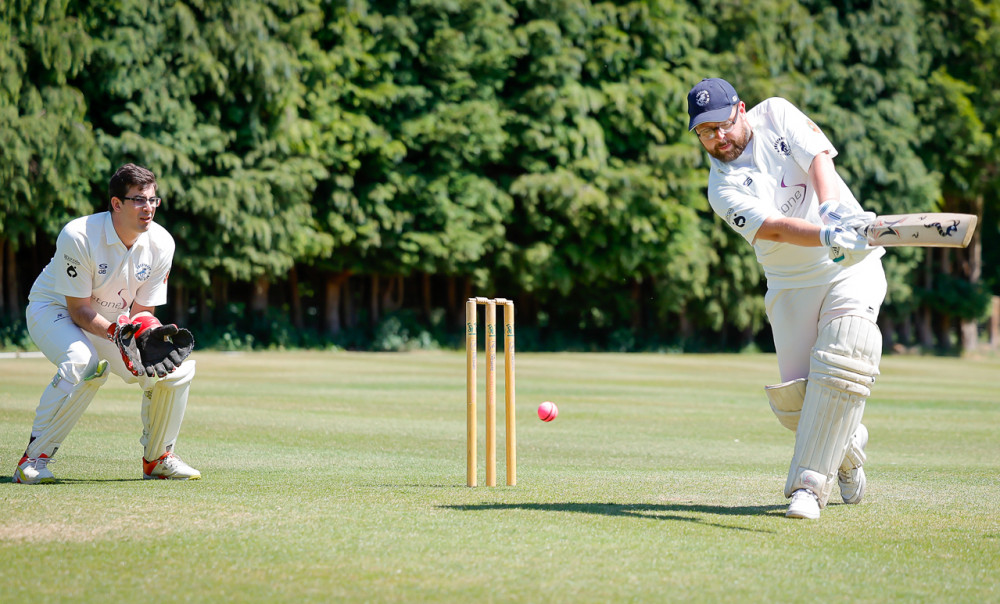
[26,302,157,439]
[764,260,887,382]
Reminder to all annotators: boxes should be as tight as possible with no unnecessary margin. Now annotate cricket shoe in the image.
[13,454,55,484]
[839,424,869,504]
[786,489,820,520]
[143,452,201,480]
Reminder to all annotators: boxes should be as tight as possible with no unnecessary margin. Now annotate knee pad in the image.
[785,315,881,506]
[765,378,806,431]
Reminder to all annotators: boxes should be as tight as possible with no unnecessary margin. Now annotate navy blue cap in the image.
[687,78,740,131]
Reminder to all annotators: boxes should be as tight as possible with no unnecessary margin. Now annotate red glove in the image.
[107,315,142,376]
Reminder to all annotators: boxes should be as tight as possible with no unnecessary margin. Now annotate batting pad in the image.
[765,378,807,431]
[785,315,882,506]
[140,360,195,461]
[27,360,110,458]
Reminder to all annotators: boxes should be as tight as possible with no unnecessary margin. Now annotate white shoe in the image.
[143,452,201,480]
[839,424,869,504]
[786,489,820,519]
[13,454,55,484]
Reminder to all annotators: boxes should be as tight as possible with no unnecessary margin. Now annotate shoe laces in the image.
[159,453,182,470]
[34,456,54,470]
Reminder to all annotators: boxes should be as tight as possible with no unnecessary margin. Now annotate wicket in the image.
[466,297,516,487]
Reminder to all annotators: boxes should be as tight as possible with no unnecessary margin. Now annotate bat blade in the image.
[863,213,978,248]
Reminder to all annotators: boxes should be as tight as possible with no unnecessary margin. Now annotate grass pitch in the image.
[1,351,998,602]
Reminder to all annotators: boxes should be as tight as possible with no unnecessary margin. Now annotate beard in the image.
[707,127,752,163]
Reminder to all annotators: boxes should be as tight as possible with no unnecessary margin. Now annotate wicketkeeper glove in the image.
[131,315,195,378]
[107,315,143,377]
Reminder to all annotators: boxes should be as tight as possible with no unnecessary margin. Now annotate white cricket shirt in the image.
[28,212,174,321]
[706,97,883,289]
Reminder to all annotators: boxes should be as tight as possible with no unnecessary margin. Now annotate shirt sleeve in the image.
[134,231,175,308]
[52,225,95,299]
[774,99,838,173]
[708,173,781,245]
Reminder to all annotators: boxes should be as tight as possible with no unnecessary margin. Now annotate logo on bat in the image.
[926,220,960,238]
[868,217,905,241]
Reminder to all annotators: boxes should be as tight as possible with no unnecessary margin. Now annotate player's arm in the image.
[754,217,823,247]
[66,296,116,339]
[809,151,840,207]
[66,296,144,375]
[130,303,157,322]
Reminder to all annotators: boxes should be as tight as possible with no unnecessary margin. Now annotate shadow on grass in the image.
[441,502,784,532]
[0,477,146,484]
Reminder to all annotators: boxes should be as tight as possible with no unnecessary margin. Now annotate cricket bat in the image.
[862,213,978,248]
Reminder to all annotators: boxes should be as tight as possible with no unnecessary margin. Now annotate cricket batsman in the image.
[687,78,886,519]
[14,163,200,483]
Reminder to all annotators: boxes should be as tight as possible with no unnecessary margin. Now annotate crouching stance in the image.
[15,163,199,484]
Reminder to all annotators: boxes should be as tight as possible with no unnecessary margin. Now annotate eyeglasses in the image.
[696,108,739,141]
[121,196,162,208]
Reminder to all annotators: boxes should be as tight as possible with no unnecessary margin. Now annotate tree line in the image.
[2,0,997,353]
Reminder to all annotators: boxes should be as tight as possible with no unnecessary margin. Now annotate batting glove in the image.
[820,224,874,267]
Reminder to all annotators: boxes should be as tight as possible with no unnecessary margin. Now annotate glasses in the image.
[122,196,162,208]
[696,108,739,141]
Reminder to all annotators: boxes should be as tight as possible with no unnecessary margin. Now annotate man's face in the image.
[112,183,158,235]
[695,103,751,163]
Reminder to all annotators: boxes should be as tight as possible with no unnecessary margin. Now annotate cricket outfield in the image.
[1,351,997,602]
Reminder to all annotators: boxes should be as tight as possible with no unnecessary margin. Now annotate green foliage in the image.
[0,1,108,246]
[2,0,996,352]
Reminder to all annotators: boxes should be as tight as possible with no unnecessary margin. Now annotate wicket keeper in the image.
[14,163,200,483]
[688,78,886,519]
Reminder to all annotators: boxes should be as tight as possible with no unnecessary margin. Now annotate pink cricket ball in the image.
[537,401,558,422]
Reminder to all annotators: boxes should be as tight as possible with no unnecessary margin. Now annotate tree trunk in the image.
[960,218,983,354]
[382,275,404,313]
[199,286,210,326]
[344,277,356,329]
[0,237,6,319]
[878,315,896,352]
[991,296,1000,351]
[172,281,186,325]
[251,276,269,316]
[917,250,935,348]
[422,272,432,320]
[5,239,19,321]
[630,280,642,332]
[324,271,351,336]
[289,265,303,330]
[211,274,228,321]
[370,275,380,325]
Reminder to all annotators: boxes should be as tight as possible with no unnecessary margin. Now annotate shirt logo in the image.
[725,208,747,229]
[66,265,78,278]
[98,263,108,275]
[135,263,152,282]
[779,175,807,214]
[773,137,791,156]
[93,289,128,310]
[743,177,753,187]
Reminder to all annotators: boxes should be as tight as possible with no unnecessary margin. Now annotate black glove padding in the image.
[111,322,143,377]
[136,324,195,377]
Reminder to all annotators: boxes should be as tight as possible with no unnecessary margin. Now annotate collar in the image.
[103,211,147,249]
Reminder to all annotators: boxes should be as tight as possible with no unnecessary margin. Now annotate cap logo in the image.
[695,91,710,107]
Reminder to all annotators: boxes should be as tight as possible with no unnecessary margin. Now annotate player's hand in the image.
[818,200,875,231]
[820,224,874,267]
[135,320,195,378]
[107,315,143,376]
